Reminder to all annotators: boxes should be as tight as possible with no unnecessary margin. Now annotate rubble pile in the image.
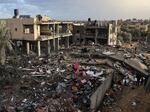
[0,45,150,112]
[54,64,111,111]
[100,58,149,112]
[0,47,113,112]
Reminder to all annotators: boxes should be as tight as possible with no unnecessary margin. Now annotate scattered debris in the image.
[0,45,150,112]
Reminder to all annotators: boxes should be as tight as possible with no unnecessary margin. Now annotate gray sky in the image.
[0,0,149,20]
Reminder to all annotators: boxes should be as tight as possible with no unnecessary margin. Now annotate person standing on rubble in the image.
[140,77,145,85]
[123,76,129,86]
[134,47,137,54]
[133,75,137,87]
[136,74,141,86]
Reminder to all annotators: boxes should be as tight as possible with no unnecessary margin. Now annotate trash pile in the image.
[54,63,109,111]
[100,59,149,111]
[114,61,147,87]
[0,45,150,112]
[0,48,112,112]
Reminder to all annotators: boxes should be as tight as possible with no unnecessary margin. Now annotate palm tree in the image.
[0,21,13,65]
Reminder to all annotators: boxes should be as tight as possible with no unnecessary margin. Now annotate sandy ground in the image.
[102,86,150,112]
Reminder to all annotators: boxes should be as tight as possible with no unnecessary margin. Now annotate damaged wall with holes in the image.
[73,19,118,46]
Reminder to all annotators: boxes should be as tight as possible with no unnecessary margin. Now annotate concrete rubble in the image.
[0,44,150,112]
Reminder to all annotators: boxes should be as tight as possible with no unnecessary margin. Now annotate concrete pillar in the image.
[37,41,41,57]
[57,38,60,50]
[108,24,112,45]
[26,42,30,55]
[47,40,51,54]
[65,36,69,48]
[55,38,59,50]
[52,23,56,51]
[57,24,59,34]
[53,38,55,51]
[95,29,98,44]
[30,42,34,51]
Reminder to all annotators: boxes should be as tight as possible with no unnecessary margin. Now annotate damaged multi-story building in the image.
[0,9,119,57]
[73,19,118,46]
[0,9,72,56]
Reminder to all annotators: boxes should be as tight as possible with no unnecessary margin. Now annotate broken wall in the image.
[90,73,113,111]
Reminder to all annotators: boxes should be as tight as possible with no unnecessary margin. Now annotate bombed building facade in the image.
[0,9,72,56]
[0,10,119,57]
[73,19,118,46]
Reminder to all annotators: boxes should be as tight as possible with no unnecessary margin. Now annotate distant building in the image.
[122,19,149,32]
[73,19,118,46]
[126,23,149,32]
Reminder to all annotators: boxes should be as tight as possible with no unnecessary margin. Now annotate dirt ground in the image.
[102,86,150,112]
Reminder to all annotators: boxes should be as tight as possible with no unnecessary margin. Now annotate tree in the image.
[121,31,132,43]
[126,32,132,43]
[0,21,13,65]
[117,35,124,46]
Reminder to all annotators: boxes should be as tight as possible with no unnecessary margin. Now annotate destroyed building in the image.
[73,19,118,46]
[0,9,150,112]
[0,10,120,57]
[0,9,72,56]
[1,44,150,112]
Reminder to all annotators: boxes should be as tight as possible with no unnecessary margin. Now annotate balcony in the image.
[38,31,72,41]
[40,30,52,36]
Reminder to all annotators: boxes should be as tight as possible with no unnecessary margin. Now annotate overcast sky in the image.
[0,0,150,20]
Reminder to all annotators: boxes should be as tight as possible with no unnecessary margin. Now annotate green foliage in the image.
[117,35,124,45]
[121,32,132,43]
[125,33,132,43]
[0,21,13,65]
